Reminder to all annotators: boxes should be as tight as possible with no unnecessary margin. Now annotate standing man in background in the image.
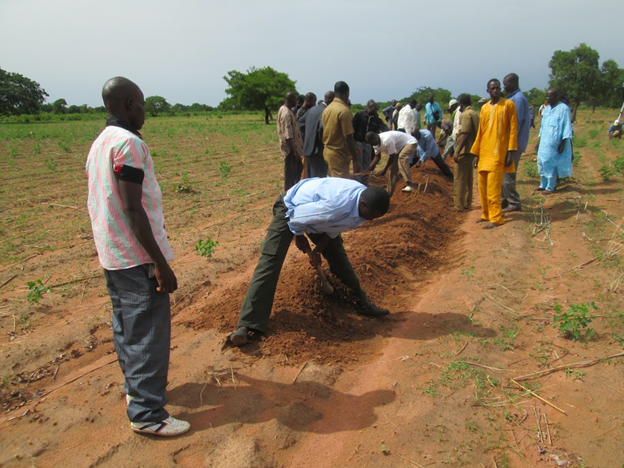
[501,73,530,213]
[296,92,317,121]
[382,100,396,127]
[278,92,304,190]
[424,96,443,138]
[453,94,479,212]
[535,88,573,193]
[352,99,388,185]
[301,91,334,178]
[86,77,189,437]
[471,79,518,229]
[322,81,361,178]
[413,103,422,132]
[397,98,417,134]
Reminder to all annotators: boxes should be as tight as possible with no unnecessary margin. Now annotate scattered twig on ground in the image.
[533,407,543,442]
[394,452,426,467]
[49,203,80,210]
[52,366,59,382]
[199,382,208,406]
[511,379,566,414]
[0,274,17,290]
[590,424,618,440]
[512,352,624,382]
[470,297,485,318]
[465,361,507,372]
[0,313,17,331]
[47,274,101,289]
[292,361,309,384]
[543,412,553,445]
[423,177,429,194]
[454,342,469,357]
[485,293,519,316]
[0,254,40,272]
[230,365,237,389]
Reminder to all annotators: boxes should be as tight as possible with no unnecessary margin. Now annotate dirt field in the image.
[0,110,623,468]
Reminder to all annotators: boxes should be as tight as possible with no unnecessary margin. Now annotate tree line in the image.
[2,43,623,121]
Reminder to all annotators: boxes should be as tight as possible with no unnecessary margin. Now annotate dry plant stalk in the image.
[511,379,567,414]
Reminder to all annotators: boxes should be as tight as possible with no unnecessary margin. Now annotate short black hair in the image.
[361,186,390,215]
[334,81,350,95]
[364,131,379,144]
[409,98,417,107]
[487,78,500,88]
[458,94,471,106]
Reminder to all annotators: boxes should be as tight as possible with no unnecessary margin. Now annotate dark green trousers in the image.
[237,195,363,333]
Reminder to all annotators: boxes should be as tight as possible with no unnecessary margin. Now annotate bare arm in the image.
[378,153,398,175]
[118,180,177,293]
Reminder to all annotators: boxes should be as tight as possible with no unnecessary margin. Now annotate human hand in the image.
[308,251,321,268]
[155,262,178,293]
[504,152,513,167]
[557,142,565,154]
[295,235,311,254]
[472,156,479,169]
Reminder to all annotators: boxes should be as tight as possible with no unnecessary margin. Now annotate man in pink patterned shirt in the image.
[85,77,189,437]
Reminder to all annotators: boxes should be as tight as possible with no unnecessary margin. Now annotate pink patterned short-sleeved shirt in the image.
[86,126,173,270]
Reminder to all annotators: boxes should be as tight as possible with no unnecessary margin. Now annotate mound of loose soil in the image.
[179,168,463,364]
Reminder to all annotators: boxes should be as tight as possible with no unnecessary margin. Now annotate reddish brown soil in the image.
[178,170,460,365]
[1,124,623,468]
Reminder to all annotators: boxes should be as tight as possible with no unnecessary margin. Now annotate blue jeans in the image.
[104,264,171,423]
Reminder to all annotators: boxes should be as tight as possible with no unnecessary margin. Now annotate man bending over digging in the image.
[229,177,390,346]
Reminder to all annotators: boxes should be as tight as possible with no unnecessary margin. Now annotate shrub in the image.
[553,302,597,342]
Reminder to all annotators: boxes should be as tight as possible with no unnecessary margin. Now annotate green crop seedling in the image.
[553,302,597,342]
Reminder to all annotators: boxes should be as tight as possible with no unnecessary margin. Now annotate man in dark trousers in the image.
[299,91,334,178]
[352,99,388,185]
[229,177,391,346]
[85,77,189,436]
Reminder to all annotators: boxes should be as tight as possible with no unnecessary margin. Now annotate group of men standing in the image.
[85,73,578,439]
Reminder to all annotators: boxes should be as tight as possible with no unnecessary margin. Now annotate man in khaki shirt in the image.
[321,81,360,178]
[453,94,479,212]
[277,92,304,190]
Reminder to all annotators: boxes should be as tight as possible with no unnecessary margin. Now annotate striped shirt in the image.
[86,126,173,270]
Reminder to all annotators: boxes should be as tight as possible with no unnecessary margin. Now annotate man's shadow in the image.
[262,309,496,344]
[168,374,395,434]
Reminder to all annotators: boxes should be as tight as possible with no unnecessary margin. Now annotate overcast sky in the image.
[1,0,622,107]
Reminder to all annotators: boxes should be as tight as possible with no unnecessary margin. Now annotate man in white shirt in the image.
[229,178,391,346]
[365,130,418,195]
[397,99,417,134]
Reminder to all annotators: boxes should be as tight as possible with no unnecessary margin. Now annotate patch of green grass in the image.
[553,302,597,342]
[494,325,519,351]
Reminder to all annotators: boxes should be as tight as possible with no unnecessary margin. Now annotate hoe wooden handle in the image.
[308,252,334,295]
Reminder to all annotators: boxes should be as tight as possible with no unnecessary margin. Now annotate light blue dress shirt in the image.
[507,89,530,153]
[284,178,367,238]
[424,102,443,125]
[416,129,440,162]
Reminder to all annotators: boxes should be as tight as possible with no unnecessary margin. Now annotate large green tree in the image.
[549,43,624,117]
[220,66,297,124]
[0,68,48,116]
[145,95,171,117]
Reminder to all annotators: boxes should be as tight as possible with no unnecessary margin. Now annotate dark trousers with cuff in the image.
[501,150,522,209]
[284,151,304,191]
[237,195,362,333]
[104,264,170,423]
[431,154,454,180]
